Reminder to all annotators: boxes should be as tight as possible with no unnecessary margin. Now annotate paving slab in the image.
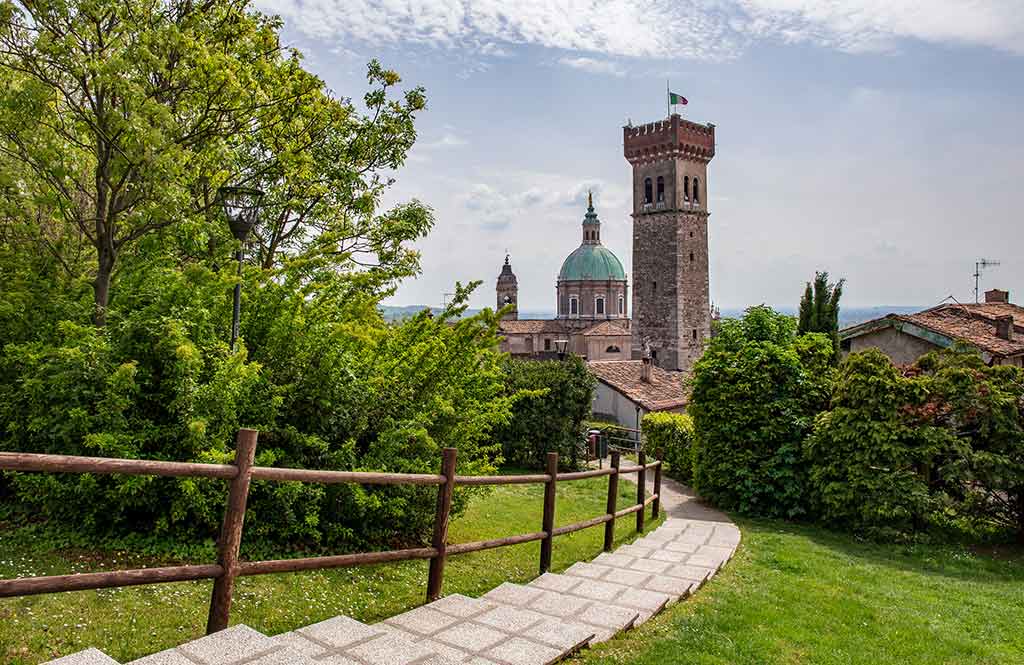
[345,632,434,665]
[563,562,612,580]
[298,615,382,650]
[568,578,629,602]
[434,622,508,653]
[45,649,120,665]
[484,582,545,607]
[526,589,593,618]
[485,637,562,665]
[529,572,580,593]
[474,605,549,633]
[385,605,460,636]
[428,593,498,618]
[519,621,594,651]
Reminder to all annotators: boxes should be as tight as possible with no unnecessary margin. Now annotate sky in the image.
[254,0,1024,311]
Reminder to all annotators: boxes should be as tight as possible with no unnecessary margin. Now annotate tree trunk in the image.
[92,246,115,326]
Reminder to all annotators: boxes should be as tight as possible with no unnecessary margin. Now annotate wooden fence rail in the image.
[0,429,660,634]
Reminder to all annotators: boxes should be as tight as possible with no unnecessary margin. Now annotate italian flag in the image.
[669,92,688,105]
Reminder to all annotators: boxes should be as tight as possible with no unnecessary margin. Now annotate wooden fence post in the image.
[603,451,620,551]
[206,428,258,634]
[426,447,457,602]
[652,452,663,519]
[539,452,558,575]
[636,450,646,533]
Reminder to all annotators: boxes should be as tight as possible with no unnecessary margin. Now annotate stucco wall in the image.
[847,327,940,365]
[592,382,644,428]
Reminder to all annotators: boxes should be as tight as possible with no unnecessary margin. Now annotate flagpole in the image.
[666,79,670,117]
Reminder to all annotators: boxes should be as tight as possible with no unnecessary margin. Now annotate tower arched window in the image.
[569,296,579,317]
[656,176,665,202]
[683,176,690,201]
[595,296,605,316]
[618,295,625,315]
[693,177,700,203]
[643,177,653,204]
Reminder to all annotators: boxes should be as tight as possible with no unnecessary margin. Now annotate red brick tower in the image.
[623,114,715,371]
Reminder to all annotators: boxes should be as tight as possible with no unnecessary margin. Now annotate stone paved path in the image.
[46,476,738,665]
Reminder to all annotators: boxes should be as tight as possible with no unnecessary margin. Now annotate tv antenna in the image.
[973,258,1000,303]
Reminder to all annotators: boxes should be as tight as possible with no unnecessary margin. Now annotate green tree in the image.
[918,346,1024,542]
[805,349,956,537]
[689,306,834,518]
[797,271,845,360]
[493,355,596,470]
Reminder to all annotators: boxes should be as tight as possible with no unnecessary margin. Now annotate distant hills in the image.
[379,304,924,329]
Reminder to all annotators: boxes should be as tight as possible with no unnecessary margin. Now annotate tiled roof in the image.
[498,319,569,334]
[898,305,1024,357]
[587,360,688,411]
[843,301,1024,359]
[581,320,631,336]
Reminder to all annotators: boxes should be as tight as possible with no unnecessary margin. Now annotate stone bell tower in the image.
[496,254,518,320]
[624,114,715,371]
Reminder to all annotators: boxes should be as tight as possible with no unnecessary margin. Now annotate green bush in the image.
[689,306,833,518]
[804,349,956,537]
[642,412,695,484]
[493,355,596,470]
[0,268,511,554]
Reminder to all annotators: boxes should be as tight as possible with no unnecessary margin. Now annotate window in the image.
[596,297,605,315]
[643,177,653,204]
[692,329,698,340]
[683,176,689,201]
[690,252,694,262]
[656,176,665,202]
[606,345,621,353]
[618,295,625,315]
[570,296,579,316]
[693,177,700,203]
[545,338,552,351]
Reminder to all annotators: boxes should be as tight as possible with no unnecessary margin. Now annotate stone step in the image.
[379,592,595,664]
[482,582,638,644]
[44,648,120,665]
[274,614,455,665]
[528,572,672,624]
[129,624,312,665]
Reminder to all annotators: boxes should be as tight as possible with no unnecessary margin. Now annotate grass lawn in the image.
[0,472,658,663]
[571,518,1024,665]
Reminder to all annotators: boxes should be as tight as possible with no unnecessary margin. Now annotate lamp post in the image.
[554,339,568,360]
[217,186,264,350]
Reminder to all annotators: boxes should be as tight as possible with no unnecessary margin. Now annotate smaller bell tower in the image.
[496,254,518,320]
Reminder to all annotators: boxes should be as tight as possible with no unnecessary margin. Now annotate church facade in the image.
[497,112,715,381]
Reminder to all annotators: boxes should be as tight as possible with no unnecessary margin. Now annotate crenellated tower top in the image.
[623,114,715,166]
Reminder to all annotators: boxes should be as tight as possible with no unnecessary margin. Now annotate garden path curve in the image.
[46,476,738,665]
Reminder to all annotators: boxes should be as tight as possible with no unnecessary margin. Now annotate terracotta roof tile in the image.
[498,319,569,334]
[897,305,1024,357]
[587,360,688,411]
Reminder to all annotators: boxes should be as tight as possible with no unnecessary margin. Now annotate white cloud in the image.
[558,56,626,76]
[257,0,1024,61]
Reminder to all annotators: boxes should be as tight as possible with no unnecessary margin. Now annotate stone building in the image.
[496,112,717,424]
[497,194,632,361]
[623,114,715,372]
[840,289,1024,367]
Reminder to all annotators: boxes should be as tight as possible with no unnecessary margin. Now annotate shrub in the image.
[805,349,956,537]
[917,346,1024,543]
[493,355,596,470]
[689,306,833,518]
[642,412,695,483]
[0,269,511,554]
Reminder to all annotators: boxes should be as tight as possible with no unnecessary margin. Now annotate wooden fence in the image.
[0,429,662,635]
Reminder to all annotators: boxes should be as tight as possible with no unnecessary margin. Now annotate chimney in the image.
[995,315,1014,341]
[640,356,652,383]
[985,289,1010,304]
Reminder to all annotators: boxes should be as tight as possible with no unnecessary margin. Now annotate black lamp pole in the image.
[217,186,264,351]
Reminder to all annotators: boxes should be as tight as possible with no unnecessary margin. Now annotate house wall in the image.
[585,334,631,362]
[846,327,940,365]
[592,382,644,428]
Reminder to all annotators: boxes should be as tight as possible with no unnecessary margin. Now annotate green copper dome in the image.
[558,244,627,282]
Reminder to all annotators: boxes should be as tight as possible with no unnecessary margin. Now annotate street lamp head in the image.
[554,339,569,356]
[217,185,265,242]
